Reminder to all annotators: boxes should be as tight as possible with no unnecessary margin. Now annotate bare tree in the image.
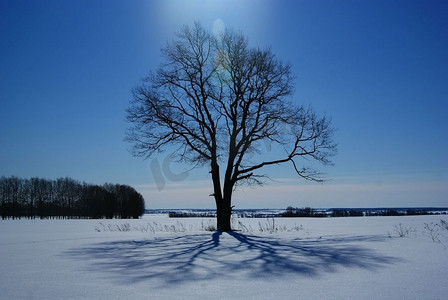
[127,23,336,231]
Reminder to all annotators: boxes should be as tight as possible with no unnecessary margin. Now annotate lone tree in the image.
[127,23,336,231]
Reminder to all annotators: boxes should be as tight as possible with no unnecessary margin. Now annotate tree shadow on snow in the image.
[63,231,400,287]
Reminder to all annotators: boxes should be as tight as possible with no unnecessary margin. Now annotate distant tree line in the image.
[330,209,364,217]
[281,207,327,218]
[281,207,446,218]
[333,208,447,217]
[165,206,447,219]
[169,211,216,218]
[0,176,145,220]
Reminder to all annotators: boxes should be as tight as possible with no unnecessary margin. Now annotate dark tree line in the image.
[281,206,327,218]
[282,207,446,218]
[0,176,145,220]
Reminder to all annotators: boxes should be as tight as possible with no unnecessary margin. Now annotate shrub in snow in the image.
[423,220,448,249]
[391,223,416,238]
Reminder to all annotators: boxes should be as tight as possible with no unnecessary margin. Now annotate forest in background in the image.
[0,176,145,219]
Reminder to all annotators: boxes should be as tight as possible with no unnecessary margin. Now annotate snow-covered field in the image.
[1,215,447,299]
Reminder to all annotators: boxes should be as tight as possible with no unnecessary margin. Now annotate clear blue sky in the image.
[1,0,447,208]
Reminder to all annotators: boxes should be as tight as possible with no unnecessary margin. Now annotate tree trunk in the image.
[216,199,232,231]
[210,161,231,231]
[216,179,233,231]
[211,158,234,231]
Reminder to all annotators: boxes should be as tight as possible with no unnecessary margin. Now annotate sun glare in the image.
[152,0,270,42]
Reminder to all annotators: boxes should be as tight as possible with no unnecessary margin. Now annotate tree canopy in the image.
[127,23,336,231]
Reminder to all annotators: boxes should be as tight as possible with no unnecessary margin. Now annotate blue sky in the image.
[1,0,447,208]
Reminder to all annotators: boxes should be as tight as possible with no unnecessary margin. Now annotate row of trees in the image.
[0,176,145,219]
[281,206,328,218]
[331,209,364,217]
[282,207,447,218]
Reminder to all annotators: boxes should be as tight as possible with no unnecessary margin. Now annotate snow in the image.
[1,215,447,299]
